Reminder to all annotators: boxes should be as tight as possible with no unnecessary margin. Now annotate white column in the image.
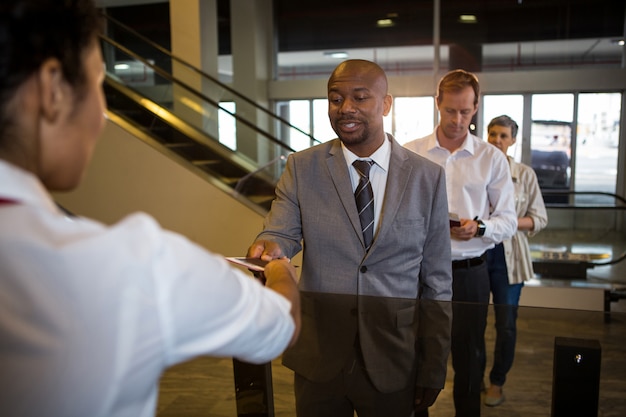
[230,0,275,163]
[170,0,220,139]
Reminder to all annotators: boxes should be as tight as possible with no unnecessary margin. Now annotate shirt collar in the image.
[0,160,61,214]
[341,133,391,172]
[432,127,475,155]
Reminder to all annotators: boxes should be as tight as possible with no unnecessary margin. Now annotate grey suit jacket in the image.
[257,135,452,392]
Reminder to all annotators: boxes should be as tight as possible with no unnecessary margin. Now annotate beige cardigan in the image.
[502,157,549,284]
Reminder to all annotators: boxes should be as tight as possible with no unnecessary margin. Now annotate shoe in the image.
[484,393,505,407]
[484,385,505,407]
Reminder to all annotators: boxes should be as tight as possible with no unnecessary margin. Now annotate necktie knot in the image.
[353,160,374,178]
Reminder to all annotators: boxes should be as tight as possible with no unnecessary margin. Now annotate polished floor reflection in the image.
[156,302,626,417]
[530,229,626,286]
[156,202,626,416]
[156,226,626,416]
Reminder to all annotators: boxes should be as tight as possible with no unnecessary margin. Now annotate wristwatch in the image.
[475,219,486,237]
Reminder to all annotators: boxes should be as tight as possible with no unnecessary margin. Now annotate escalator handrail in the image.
[101,34,297,154]
[104,76,269,175]
[100,11,321,147]
[541,190,626,266]
[542,190,626,209]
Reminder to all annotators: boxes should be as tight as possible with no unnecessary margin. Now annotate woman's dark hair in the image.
[0,0,101,137]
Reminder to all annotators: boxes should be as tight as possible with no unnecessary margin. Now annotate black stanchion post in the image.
[552,337,601,417]
[231,264,275,417]
[233,359,275,417]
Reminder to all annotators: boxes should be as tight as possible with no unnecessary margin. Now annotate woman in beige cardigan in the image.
[483,115,549,406]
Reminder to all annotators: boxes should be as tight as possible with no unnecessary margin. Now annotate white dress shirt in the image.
[0,160,295,417]
[404,129,517,260]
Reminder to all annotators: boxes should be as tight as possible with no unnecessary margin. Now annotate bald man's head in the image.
[326,60,392,157]
[328,59,389,96]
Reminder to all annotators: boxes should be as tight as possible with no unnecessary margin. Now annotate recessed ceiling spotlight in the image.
[377,18,395,28]
[611,39,625,46]
[323,51,349,59]
[458,14,477,24]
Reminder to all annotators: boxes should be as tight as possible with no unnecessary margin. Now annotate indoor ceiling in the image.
[99,0,625,76]
[273,0,625,52]
[98,0,626,50]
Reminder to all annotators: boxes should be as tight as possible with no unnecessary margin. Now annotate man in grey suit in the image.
[248,59,452,417]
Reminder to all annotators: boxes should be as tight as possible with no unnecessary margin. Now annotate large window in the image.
[393,97,434,144]
[312,99,335,142]
[218,102,236,150]
[530,94,574,203]
[278,96,434,147]
[285,100,312,152]
[278,91,622,206]
[575,93,621,204]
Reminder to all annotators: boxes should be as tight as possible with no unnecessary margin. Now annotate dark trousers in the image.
[451,259,490,417]
[486,243,523,387]
[293,343,421,417]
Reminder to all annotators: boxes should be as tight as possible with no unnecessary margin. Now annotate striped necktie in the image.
[353,160,375,251]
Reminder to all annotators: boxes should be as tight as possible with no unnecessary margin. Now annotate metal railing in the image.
[99,11,322,212]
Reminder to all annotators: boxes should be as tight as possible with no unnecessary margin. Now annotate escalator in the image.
[530,190,626,280]
[99,12,320,213]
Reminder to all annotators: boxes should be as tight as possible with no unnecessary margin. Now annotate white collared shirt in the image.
[0,160,295,417]
[404,129,517,260]
[341,134,391,236]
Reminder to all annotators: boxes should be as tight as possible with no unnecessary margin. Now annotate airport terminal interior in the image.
[81,0,626,415]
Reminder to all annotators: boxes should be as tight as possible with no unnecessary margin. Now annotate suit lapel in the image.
[326,140,366,248]
[373,138,411,248]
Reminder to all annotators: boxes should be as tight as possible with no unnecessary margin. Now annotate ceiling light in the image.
[611,39,625,46]
[114,63,130,70]
[458,14,477,24]
[323,51,349,59]
[377,18,395,28]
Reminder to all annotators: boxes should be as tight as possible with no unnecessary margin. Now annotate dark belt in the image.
[452,254,486,270]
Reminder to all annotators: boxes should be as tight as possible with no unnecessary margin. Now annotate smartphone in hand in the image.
[449,212,461,228]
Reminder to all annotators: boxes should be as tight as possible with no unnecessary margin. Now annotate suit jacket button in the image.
[360,266,367,273]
